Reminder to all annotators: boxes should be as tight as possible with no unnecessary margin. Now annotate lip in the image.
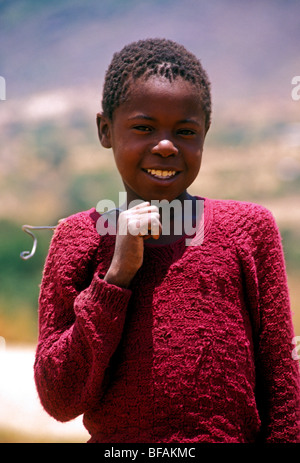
[142,166,181,172]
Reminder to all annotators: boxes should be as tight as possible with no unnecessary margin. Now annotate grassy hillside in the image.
[1,101,299,342]
[0,0,299,342]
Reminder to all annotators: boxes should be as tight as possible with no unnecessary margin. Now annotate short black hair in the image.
[101,38,212,129]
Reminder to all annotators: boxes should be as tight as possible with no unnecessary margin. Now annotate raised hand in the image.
[104,202,161,288]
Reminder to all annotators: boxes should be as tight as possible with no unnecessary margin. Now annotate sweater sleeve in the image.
[241,205,300,443]
[34,212,132,422]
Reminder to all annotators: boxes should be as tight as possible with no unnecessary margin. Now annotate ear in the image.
[96,113,112,149]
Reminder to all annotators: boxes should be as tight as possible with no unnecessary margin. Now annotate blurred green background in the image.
[0,0,299,442]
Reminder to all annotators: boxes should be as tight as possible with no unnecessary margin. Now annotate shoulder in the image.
[57,207,99,227]
[53,208,100,240]
[207,197,272,219]
[207,197,276,228]
[40,209,103,307]
[45,208,101,267]
[205,197,279,245]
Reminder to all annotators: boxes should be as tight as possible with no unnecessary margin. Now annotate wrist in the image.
[104,265,136,288]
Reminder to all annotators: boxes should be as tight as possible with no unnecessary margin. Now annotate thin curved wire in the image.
[20,224,58,260]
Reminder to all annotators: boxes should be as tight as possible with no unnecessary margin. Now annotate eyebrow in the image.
[128,114,201,125]
[128,115,155,121]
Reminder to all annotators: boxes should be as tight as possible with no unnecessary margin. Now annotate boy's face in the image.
[98,76,209,203]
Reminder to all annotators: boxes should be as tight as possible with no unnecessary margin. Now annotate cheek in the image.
[187,148,203,170]
[113,155,128,178]
[185,152,203,185]
[113,148,138,181]
[113,138,144,167]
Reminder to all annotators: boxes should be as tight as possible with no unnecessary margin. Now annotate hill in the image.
[0,0,299,344]
[1,0,299,105]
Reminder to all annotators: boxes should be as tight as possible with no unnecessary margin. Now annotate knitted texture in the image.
[34,198,300,443]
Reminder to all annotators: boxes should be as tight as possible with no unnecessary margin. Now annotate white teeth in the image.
[146,169,176,178]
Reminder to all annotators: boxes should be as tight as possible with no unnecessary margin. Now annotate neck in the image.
[147,194,203,245]
[118,189,202,245]
[120,189,193,210]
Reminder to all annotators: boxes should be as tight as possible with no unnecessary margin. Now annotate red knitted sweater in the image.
[34,197,300,443]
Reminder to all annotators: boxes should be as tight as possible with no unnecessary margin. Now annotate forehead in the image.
[116,75,205,120]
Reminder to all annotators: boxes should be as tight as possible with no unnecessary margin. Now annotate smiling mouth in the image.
[144,168,178,179]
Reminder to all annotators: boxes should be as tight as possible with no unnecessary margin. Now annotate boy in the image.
[34,38,300,443]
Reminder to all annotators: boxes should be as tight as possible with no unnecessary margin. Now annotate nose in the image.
[151,139,179,157]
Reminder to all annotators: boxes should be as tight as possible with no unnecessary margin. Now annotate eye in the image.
[177,128,197,136]
[133,125,153,133]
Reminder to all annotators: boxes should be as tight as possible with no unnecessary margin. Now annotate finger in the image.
[148,216,161,239]
[140,215,162,238]
[118,207,154,234]
[130,204,159,215]
[127,213,161,237]
[129,201,151,211]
